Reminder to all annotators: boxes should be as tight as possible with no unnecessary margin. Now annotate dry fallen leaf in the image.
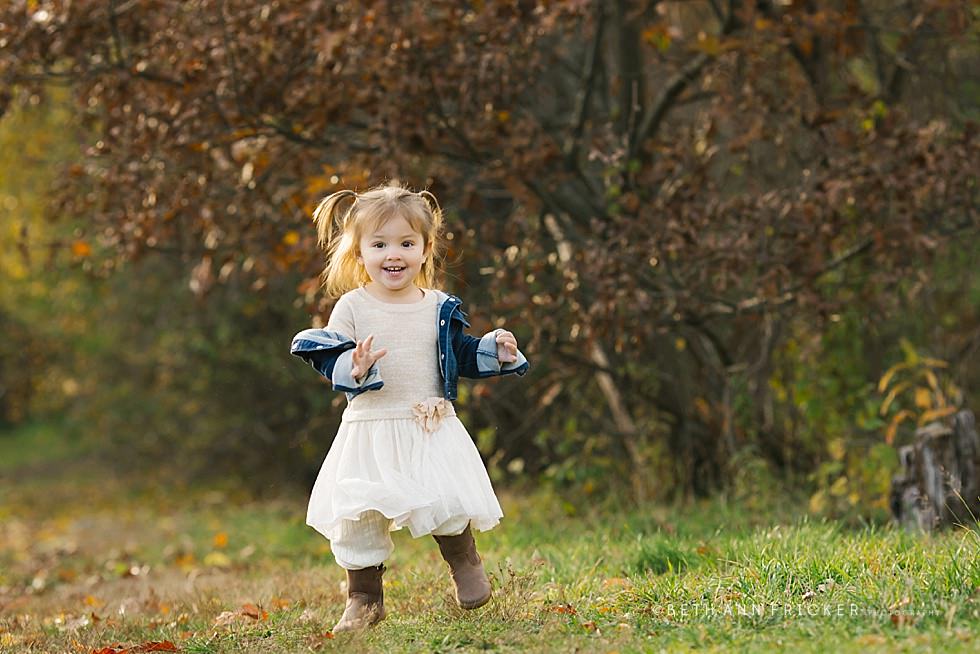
[213,611,240,627]
[602,577,630,589]
[214,603,268,627]
[91,646,124,654]
[241,603,268,620]
[139,642,179,652]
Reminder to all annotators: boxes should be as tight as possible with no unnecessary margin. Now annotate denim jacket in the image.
[290,290,529,401]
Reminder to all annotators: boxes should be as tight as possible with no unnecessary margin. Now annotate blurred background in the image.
[1,0,978,519]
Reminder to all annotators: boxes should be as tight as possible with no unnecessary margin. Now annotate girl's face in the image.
[357,215,428,299]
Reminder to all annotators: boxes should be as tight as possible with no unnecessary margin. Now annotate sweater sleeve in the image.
[326,292,357,340]
[292,292,383,394]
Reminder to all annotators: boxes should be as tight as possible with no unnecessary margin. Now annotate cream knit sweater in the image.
[326,287,443,416]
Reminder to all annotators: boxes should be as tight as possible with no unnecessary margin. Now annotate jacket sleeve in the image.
[289,294,384,395]
[454,325,529,380]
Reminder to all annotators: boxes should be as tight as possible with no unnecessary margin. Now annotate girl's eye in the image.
[372,242,385,248]
[402,241,415,248]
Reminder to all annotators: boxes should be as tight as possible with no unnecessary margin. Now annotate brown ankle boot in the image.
[332,564,387,633]
[433,525,492,609]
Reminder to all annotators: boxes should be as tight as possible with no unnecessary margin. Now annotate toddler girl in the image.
[290,184,528,632]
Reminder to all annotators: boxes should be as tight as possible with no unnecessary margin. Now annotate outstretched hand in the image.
[495,330,519,364]
[351,334,388,382]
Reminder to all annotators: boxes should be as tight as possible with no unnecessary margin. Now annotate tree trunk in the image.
[890,409,980,531]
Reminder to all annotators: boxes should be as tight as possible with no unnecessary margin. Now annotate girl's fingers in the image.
[355,335,377,357]
[496,335,519,351]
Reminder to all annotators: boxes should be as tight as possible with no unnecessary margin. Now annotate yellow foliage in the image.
[695,32,721,56]
[808,489,827,514]
[877,361,907,392]
[879,381,910,415]
[827,438,846,461]
[2,90,78,293]
[829,476,848,497]
[877,343,962,445]
[203,551,232,568]
[918,406,957,426]
[642,25,672,52]
[885,410,913,445]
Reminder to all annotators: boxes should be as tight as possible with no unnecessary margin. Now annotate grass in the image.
[1,424,979,652]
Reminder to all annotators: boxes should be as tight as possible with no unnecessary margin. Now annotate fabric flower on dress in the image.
[412,397,452,433]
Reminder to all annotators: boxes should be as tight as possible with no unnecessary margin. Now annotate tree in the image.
[2,0,977,495]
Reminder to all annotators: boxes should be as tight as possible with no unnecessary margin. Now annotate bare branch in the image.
[685,237,875,323]
[108,0,128,68]
[562,0,606,162]
[628,0,738,161]
[628,52,710,161]
[707,0,725,25]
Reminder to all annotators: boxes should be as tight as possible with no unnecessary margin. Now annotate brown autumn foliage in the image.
[1,0,977,495]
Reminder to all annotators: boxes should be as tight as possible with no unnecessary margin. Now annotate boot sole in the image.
[458,591,492,610]
[332,607,387,632]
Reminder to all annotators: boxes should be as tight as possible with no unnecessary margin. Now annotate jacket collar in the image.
[432,289,469,327]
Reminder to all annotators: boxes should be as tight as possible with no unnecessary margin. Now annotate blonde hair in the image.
[312,184,444,298]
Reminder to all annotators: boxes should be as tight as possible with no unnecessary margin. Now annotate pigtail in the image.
[312,189,356,251]
[417,190,444,289]
[312,189,364,298]
[418,190,443,229]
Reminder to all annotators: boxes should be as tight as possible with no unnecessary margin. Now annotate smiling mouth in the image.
[383,266,406,272]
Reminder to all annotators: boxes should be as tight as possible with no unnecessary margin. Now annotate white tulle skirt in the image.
[306,404,504,540]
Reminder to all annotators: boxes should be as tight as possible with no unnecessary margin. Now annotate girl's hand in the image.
[495,330,519,363]
[351,334,388,382]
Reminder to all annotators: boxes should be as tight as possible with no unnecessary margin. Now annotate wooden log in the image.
[890,409,980,531]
